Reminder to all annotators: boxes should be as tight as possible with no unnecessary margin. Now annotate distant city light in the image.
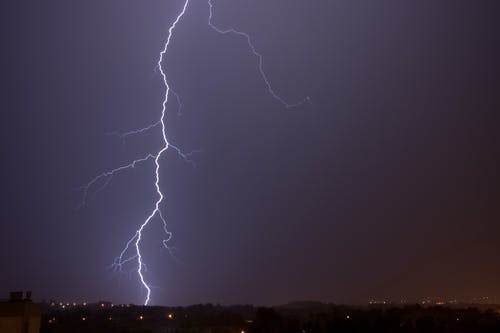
[167,313,174,319]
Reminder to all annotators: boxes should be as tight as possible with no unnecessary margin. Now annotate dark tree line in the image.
[41,303,500,333]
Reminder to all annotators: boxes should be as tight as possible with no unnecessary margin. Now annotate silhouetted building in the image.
[0,291,41,333]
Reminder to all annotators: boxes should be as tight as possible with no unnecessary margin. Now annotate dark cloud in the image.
[1,0,499,305]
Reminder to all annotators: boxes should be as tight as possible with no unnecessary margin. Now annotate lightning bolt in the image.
[121,0,191,305]
[80,0,308,306]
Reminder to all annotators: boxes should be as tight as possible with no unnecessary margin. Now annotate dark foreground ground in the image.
[41,302,500,333]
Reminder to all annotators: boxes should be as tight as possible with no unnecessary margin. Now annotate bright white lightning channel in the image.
[80,0,308,306]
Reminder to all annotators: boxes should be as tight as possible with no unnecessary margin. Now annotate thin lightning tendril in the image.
[78,154,157,209]
[207,0,310,109]
[106,121,161,141]
[80,0,308,306]
[105,88,182,142]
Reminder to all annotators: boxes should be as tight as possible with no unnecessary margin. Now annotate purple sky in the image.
[1,0,500,306]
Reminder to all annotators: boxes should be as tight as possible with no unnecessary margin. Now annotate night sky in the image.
[1,0,500,306]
